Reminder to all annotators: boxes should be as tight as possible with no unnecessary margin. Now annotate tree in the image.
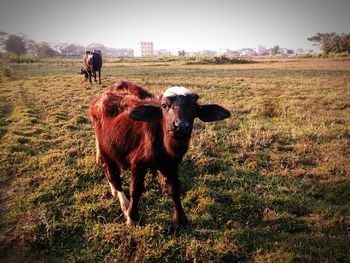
[271,45,280,55]
[339,33,350,53]
[25,39,38,54]
[178,50,185,56]
[3,34,27,55]
[36,42,57,57]
[60,43,85,56]
[308,32,350,54]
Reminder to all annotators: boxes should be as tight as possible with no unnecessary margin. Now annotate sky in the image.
[1,0,350,52]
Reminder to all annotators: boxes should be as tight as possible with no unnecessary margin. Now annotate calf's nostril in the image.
[173,121,190,132]
[173,121,180,131]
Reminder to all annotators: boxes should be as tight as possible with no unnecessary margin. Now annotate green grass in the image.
[0,57,349,262]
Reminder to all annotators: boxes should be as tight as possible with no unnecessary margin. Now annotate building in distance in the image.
[140,41,153,57]
[114,48,134,57]
[254,45,268,56]
[199,50,217,56]
[154,49,171,56]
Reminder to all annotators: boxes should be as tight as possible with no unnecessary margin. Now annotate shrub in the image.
[185,55,252,65]
[3,53,40,63]
[328,51,350,58]
[0,65,13,81]
[3,67,12,77]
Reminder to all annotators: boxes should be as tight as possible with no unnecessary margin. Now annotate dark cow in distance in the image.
[88,81,231,227]
[80,50,102,84]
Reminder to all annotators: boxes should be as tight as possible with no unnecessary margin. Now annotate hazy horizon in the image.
[1,0,350,52]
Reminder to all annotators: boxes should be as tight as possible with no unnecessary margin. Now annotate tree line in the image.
[1,32,349,58]
[0,33,58,57]
[0,33,106,57]
[0,33,132,58]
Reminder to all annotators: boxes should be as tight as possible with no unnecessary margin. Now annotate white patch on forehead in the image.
[163,86,193,97]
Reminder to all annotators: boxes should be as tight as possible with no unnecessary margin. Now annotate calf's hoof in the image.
[126,217,137,227]
[176,214,190,228]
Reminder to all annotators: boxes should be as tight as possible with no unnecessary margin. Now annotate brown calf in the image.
[88,81,230,226]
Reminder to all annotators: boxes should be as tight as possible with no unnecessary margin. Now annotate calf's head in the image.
[79,67,89,79]
[129,87,231,139]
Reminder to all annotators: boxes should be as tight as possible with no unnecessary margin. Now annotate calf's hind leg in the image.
[95,137,101,164]
[100,157,129,217]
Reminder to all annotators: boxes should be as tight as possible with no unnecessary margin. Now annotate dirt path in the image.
[0,182,41,263]
[0,84,42,263]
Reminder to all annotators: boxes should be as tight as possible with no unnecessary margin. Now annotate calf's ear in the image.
[128,105,162,122]
[197,104,231,122]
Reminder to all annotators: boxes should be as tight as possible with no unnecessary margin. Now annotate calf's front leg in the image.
[98,69,101,84]
[160,168,189,227]
[88,71,92,83]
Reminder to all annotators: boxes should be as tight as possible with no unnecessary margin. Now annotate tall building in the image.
[140,41,153,57]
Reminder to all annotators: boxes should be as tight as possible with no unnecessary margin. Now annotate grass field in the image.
[0,57,349,262]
